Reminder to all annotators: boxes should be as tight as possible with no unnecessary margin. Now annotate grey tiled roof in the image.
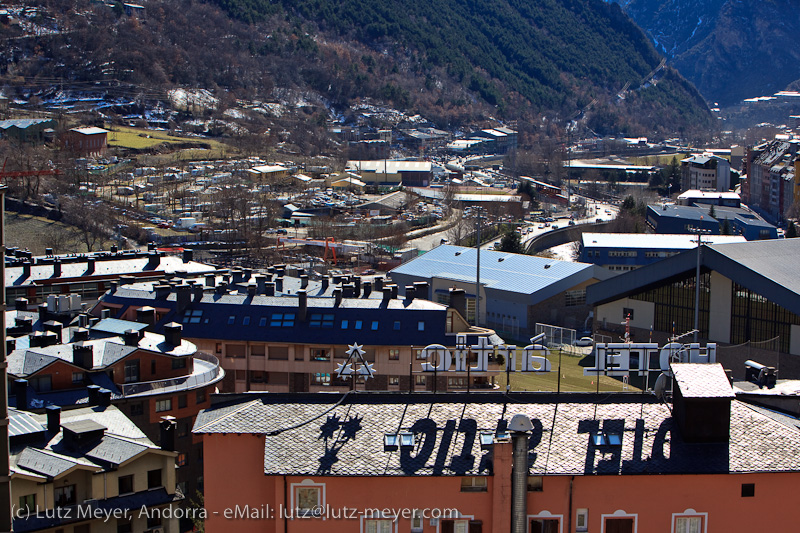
[86,435,151,465]
[15,447,99,477]
[194,392,800,477]
[672,363,735,399]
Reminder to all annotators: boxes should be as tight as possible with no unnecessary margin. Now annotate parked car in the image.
[574,337,594,347]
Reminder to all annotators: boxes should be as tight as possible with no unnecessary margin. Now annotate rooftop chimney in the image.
[671,363,734,443]
[405,286,416,301]
[15,298,28,311]
[205,274,216,288]
[14,379,28,410]
[193,284,204,302]
[510,414,534,533]
[46,405,61,433]
[22,261,30,278]
[391,284,398,299]
[247,283,257,297]
[53,259,61,278]
[98,388,112,407]
[342,283,354,298]
[72,327,90,342]
[300,275,309,289]
[38,303,48,322]
[333,288,342,307]
[176,285,191,313]
[119,275,135,286]
[374,277,384,291]
[86,257,95,274]
[100,308,111,319]
[148,242,156,251]
[160,416,177,451]
[155,284,171,300]
[123,329,141,347]
[6,339,16,354]
[136,306,156,328]
[164,322,182,346]
[183,248,194,263]
[110,244,118,253]
[146,251,160,270]
[449,288,467,319]
[354,277,362,297]
[363,281,372,298]
[298,290,308,321]
[382,287,392,304]
[413,281,429,299]
[321,277,329,291]
[87,385,101,405]
[73,343,94,370]
[275,277,284,293]
[265,282,275,297]
[255,275,266,294]
[109,281,118,294]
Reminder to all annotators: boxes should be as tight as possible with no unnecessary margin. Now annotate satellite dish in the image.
[653,372,669,401]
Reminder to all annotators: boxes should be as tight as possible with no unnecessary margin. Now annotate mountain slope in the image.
[611,0,800,106]
[211,0,713,133]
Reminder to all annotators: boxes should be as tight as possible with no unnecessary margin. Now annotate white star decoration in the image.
[335,342,374,379]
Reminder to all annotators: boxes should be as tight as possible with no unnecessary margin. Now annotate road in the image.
[481,198,619,253]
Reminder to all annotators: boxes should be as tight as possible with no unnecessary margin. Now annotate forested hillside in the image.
[0,0,713,138]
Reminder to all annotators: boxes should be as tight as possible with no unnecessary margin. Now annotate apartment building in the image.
[10,405,181,533]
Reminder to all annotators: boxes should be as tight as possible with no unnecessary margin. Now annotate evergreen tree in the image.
[720,218,731,235]
[708,204,716,219]
[498,227,524,253]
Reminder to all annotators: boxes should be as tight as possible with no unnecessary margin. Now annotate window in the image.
[177,421,189,438]
[527,476,543,491]
[418,321,425,331]
[416,349,426,360]
[155,398,172,412]
[178,394,187,409]
[311,349,330,361]
[215,343,222,354]
[411,509,423,531]
[72,371,84,384]
[460,477,487,492]
[371,321,379,330]
[565,289,587,307]
[177,453,187,467]
[312,373,331,385]
[235,370,246,381]
[341,320,349,329]
[294,485,321,512]
[355,320,363,329]
[227,316,236,325]
[393,321,401,330]
[54,484,76,507]
[250,370,267,383]
[118,474,134,494]
[270,313,295,327]
[130,402,143,416]
[184,310,203,324]
[270,346,289,360]
[18,494,35,515]
[242,316,250,325]
[196,389,206,404]
[441,519,471,533]
[741,483,755,497]
[124,360,140,383]
[172,357,187,369]
[151,359,156,374]
[604,518,634,533]
[259,317,267,327]
[576,509,588,532]
[117,518,133,533]
[389,349,400,360]
[674,516,703,533]
[415,375,426,386]
[365,519,392,533]
[530,519,559,533]
[309,314,334,328]
[147,468,161,489]
[389,377,399,385]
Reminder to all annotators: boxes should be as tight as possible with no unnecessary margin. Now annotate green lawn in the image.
[106,125,233,158]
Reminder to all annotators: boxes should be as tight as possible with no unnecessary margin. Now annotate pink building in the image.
[195,363,800,533]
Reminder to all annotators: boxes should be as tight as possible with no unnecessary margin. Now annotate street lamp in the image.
[475,207,484,327]
[688,226,712,342]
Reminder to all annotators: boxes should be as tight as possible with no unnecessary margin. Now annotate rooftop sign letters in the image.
[584,341,717,377]
[420,335,552,373]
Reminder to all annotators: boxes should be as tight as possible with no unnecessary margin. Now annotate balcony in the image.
[120,352,224,397]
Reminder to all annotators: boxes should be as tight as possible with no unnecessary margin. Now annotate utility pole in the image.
[475,207,482,327]
[0,185,11,533]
